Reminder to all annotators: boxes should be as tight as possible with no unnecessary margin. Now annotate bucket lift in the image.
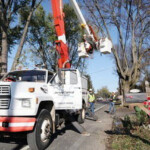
[99,38,112,54]
[51,0,112,68]
[70,0,112,58]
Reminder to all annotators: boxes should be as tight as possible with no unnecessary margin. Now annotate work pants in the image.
[89,102,95,115]
[109,102,116,114]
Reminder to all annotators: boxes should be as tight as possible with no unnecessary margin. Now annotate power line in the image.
[88,67,114,75]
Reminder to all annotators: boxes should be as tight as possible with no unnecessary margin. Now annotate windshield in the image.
[2,70,47,82]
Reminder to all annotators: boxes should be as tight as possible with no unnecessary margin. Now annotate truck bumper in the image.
[0,117,36,132]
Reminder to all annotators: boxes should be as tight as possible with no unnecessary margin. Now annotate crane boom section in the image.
[51,0,66,43]
[70,0,91,37]
[51,0,70,68]
[50,0,111,68]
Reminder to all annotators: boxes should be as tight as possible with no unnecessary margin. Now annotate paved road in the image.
[0,102,107,150]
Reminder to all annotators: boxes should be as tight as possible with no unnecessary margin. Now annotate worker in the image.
[83,35,94,54]
[109,92,116,114]
[88,89,96,116]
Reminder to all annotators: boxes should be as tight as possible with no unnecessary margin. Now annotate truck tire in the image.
[77,105,86,124]
[27,109,52,150]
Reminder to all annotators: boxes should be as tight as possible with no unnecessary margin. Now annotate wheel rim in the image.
[40,118,51,143]
[82,108,85,120]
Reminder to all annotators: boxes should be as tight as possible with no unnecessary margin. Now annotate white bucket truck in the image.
[0,68,88,150]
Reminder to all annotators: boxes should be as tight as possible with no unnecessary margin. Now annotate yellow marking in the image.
[81,24,86,28]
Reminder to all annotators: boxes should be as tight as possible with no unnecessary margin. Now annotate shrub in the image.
[134,106,149,126]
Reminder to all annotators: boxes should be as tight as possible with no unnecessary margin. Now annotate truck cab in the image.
[0,68,88,150]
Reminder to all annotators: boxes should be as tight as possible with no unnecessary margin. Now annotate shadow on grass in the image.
[105,130,150,146]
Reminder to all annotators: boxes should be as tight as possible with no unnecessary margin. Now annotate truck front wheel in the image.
[77,104,86,124]
[27,109,52,150]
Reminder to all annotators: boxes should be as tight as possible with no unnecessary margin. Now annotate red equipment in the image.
[51,0,112,68]
[51,0,70,68]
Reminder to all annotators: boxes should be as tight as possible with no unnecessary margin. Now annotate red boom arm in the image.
[51,0,70,68]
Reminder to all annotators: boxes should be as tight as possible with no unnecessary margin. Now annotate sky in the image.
[86,53,118,92]
[8,0,119,92]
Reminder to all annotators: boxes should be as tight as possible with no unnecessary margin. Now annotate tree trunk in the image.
[119,78,123,95]
[11,10,34,71]
[122,81,130,105]
[1,28,8,76]
[0,55,2,76]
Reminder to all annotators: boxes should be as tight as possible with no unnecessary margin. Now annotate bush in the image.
[122,115,133,133]
[134,106,149,126]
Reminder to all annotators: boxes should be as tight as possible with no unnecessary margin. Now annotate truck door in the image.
[49,70,82,110]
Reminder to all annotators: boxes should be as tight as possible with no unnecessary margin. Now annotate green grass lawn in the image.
[111,127,150,150]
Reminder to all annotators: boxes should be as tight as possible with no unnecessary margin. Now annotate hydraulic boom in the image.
[51,0,70,68]
[51,0,112,68]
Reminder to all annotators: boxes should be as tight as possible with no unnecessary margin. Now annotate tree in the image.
[21,5,57,71]
[11,0,43,71]
[85,74,94,91]
[0,0,30,75]
[80,0,150,103]
[19,4,87,72]
[96,86,111,98]
[64,4,83,69]
[0,23,21,74]
[0,0,43,75]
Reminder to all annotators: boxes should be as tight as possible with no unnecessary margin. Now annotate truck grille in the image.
[0,99,10,109]
[0,85,10,95]
[0,85,10,109]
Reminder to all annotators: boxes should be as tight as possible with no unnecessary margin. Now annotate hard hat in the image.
[89,89,92,92]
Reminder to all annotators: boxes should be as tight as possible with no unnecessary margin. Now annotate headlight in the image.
[22,99,31,108]
[16,98,31,108]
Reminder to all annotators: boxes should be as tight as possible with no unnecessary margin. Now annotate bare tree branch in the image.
[139,48,150,62]
[82,0,106,37]
[81,0,150,100]
[93,0,111,40]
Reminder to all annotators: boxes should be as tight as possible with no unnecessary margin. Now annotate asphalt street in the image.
[0,102,108,150]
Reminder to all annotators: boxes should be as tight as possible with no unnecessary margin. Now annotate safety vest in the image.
[112,95,116,102]
[88,94,95,102]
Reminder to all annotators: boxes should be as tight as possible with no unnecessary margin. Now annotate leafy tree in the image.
[0,24,22,73]
[0,0,42,75]
[80,0,150,103]
[23,5,56,71]
[64,4,82,68]
[85,74,94,91]
[96,86,111,98]
[11,0,43,71]
[64,4,87,72]
[0,0,29,75]
[18,4,87,72]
